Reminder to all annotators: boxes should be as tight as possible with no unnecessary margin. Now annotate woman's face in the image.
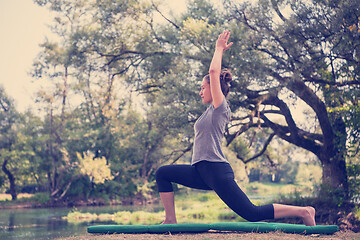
[199,77,212,104]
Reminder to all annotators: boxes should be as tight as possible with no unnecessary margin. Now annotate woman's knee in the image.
[155,165,170,181]
[155,165,173,192]
[241,208,261,222]
[241,204,274,222]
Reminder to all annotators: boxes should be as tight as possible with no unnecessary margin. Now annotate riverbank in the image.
[1,183,360,232]
[56,230,360,240]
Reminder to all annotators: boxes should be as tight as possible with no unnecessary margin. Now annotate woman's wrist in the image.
[214,47,224,56]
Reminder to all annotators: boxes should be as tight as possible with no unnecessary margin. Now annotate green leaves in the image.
[77,151,113,184]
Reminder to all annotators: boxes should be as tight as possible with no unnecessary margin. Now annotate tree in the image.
[17,111,48,193]
[219,0,360,198]
[33,0,185,200]
[0,86,19,200]
[34,0,200,180]
[33,0,118,200]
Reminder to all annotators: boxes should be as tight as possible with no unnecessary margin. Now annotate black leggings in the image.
[155,161,274,222]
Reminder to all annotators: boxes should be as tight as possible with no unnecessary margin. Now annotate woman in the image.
[155,30,316,226]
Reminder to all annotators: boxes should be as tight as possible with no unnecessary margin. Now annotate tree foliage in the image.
[0,0,358,203]
[77,151,113,184]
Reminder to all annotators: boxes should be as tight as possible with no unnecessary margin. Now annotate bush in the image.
[197,193,216,202]
[347,164,360,203]
[32,193,50,205]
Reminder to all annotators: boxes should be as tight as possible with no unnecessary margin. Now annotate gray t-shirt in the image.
[191,99,231,165]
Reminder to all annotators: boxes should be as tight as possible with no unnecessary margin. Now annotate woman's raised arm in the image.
[209,30,233,108]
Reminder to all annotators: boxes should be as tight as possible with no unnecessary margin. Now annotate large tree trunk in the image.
[321,157,348,193]
[320,116,349,197]
[2,159,17,200]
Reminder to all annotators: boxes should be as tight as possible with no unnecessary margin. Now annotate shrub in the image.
[32,193,50,205]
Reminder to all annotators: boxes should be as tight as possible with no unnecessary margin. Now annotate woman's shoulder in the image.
[211,99,231,123]
[213,99,230,112]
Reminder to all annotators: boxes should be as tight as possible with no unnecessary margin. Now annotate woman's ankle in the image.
[161,219,177,225]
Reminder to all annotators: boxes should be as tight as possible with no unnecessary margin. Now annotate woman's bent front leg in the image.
[155,164,212,224]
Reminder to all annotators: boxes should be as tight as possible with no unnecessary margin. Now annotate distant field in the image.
[245,182,311,197]
[0,193,34,201]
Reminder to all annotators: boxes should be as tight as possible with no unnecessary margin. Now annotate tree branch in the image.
[237,133,276,164]
[158,143,193,166]
[266,68,334,153]
[0,99,9,112]
[271,0,287,22]
[260,113,322,156]
[152,2,180,29]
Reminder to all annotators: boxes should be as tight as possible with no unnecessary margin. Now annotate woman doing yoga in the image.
[155,30,316,226]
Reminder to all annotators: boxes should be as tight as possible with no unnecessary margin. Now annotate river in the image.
[0,204,162,240]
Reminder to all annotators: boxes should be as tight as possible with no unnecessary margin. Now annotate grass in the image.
[0,192,51,208]
[355,207,360,221]
[245,182,312,198]
[0,193,34,201]
[65,191,247,225]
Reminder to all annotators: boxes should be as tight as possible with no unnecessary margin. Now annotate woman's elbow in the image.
[209,68,220,76]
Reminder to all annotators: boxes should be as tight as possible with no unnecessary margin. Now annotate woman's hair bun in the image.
[219,69,232,97]
[221,69,232,84]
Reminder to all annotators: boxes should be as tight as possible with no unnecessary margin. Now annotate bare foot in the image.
[302,206,316,226]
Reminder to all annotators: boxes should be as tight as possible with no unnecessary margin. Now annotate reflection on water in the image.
[0,208,83,239]
[0,204,161,240]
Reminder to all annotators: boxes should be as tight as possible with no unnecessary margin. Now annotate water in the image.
[0,204,160,240]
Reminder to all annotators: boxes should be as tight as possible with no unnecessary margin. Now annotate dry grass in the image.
[57,231,360,240]
[0,193,33,201]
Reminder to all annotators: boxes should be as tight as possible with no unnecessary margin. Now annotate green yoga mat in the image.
[87,222,339,235]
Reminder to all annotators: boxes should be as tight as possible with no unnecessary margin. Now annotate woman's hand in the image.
[216,30,233,52]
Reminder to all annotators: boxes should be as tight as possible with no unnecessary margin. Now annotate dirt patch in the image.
[57,230,360,240]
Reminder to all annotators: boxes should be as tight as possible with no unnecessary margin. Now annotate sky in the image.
[0,0,191,113]
[0,0,55,112]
